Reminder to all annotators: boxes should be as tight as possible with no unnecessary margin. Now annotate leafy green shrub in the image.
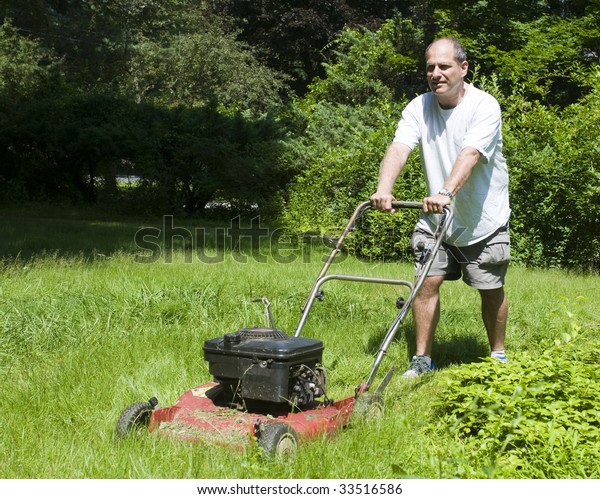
[499,79,600,270]
[283,99,390,230]
[341,207,419,261]
[430,319,600,478]
[282,19,427,257]
[281,99,427,260]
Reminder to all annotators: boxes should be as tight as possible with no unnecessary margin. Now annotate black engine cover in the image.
[203,327,324,405]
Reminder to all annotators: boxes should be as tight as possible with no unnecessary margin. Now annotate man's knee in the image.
[479,286,507,305]
[418,275,445,298]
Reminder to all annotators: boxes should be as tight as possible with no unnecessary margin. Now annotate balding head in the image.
[426,38,467,65]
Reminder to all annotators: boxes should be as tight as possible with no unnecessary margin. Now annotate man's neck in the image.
[437,83,468,110]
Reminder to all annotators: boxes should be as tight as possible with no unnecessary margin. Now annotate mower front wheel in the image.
[352,392,384,422]
[257,423,298,459]
[115,397,158,439]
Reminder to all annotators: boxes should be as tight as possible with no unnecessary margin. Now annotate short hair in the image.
[426,37,468,64]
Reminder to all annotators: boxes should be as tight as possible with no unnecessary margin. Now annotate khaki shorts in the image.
[411,223,510,290]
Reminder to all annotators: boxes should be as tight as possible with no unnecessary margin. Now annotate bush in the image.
[281,99,427,256]
[282,19,427,257]
[430,317,600,478]
[498,78,600,270]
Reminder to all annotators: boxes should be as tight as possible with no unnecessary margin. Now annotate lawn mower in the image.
[115,200,453,458]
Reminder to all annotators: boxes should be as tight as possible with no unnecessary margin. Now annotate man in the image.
[370,37,510,378]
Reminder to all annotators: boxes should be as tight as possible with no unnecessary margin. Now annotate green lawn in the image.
[0,208,598,478]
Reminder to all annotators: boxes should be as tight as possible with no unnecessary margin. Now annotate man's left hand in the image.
[423,193,452,214]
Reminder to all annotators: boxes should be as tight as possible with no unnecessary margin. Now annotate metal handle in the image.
[363,204,454,389]
[301,200,425,313]
[292,199,454,392]
[296,200,446,338]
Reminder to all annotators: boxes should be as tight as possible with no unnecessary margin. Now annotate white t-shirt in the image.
[393,84,510,247]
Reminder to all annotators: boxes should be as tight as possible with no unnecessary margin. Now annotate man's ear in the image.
[461,60,469,77]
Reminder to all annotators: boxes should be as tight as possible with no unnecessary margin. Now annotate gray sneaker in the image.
[402,356,434,378]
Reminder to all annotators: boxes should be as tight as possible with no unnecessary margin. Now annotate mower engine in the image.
[203,327,326,408]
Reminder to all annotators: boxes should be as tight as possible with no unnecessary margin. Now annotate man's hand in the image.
[372,143,412,213]
[422,193,452,214]
[370,192,397,212]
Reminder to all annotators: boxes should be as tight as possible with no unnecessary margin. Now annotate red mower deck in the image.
[149,382,357,451]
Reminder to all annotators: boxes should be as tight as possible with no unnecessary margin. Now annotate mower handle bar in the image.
[297,200,441,317]
[293,200,454,391]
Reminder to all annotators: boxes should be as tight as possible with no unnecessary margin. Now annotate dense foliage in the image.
[0,1,599,266]
[281,19,428,258]
[501,78,600,269]
[430,319,600,478]
[206,0,429,94]
[0,2,289,215]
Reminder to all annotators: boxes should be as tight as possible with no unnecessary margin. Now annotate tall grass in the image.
[0,208,598,478]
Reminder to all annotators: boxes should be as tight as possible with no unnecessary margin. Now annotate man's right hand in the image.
[372,143,411,213]
[370,192,397,213]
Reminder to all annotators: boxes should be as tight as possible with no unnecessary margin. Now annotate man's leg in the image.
[479,286,508,352]
[412,275,445,357]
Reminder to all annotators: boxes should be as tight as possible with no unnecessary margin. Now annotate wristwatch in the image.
[438,188,454,201]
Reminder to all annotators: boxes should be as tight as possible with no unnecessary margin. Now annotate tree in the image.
[119,27,287,112]
[0,20,59,98]
[0,2,292,210]
[485,13,600,106]
[282,18,427,257]
[432,0,600,106]
[131,104,289,215]
[1,0,173,87]
[206,0,432,95]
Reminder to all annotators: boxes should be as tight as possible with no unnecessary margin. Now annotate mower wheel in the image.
[257,423,298,459]
[352,392,384,422]
[115,397,158,439]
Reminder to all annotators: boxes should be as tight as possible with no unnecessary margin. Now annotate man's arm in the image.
[370,142,412,212]
[422,146,481,214]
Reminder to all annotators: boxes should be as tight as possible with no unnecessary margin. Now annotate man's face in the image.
[426,40,468,105]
